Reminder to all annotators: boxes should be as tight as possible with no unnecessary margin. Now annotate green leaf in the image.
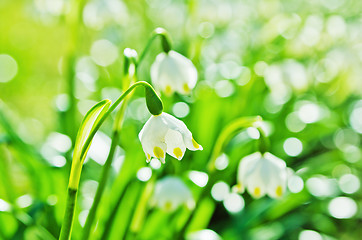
[69,99,111,189]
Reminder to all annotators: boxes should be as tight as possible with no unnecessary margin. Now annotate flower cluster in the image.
[139,30,287,203]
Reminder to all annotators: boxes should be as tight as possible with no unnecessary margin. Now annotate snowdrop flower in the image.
[151,176,194,212]
[234,152,287,199]
[151,50,197,95]
[139,112,202,163]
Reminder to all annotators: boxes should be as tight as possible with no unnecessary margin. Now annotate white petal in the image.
[258,157,275,188]
[150,52,169,93]
[165,129,186,160]
[139,115,168,162]
[264,152,287,169]
[263,155,287,198]
[168,51,197,94]
[151,51,197,95]
[237,152,261,190]
[161,112,202,151]
[266,173,287,198]
[245,159,267,199]
[151,53,179,94]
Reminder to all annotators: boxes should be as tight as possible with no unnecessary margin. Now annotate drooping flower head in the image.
[151,176,194,212]
[234,152,287,199]
[151,50,197,95]
[139,112,202,163]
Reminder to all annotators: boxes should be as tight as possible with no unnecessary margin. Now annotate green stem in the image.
[256,126,269,154]
[100,179,135,240]
[65,55,76,141]
[123,183,145,240]
[129,178,155,236]
[207,116,262,172]
[37,225,58,240]
[59,188,77,240]
[137,28,172,66]
[80,131,119,240]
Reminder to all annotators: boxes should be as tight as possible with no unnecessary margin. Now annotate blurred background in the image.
[0,0,362,239]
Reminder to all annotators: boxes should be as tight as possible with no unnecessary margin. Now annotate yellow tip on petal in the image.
[254,187,261,197]
[232,183,244,193]
[153,146,164,159]
[276,185,283,197]
[173,147,183,159]
[192,138,200,149]
[165,85,172,95]
[164,201,173,211]
[183,83,190,93]
[147,153,151,160]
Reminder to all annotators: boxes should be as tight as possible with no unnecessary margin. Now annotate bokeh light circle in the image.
[338,174,360,194]
[328,197,357,219]
[0,54,18,83]
[299,230,322,240]
[211,181,230,202]
[223,193,244,213]
[283,137,303,156]
[90,39,119,67]
[172,102,190,118]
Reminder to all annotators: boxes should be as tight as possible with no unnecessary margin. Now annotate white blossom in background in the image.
[139,112,202,163]
[233,152,287,199]
[0,199,11,212]
[151,51,197,95]
[187,229,222,240]
[151,176,194,212]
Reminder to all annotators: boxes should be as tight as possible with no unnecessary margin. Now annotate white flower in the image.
[151,50,197,95]
[151,176,194,211]
[234,152,287,199]
[139,112,202,163]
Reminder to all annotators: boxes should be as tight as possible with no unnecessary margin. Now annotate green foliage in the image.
[70,99,111,189]
[0,0,362,239]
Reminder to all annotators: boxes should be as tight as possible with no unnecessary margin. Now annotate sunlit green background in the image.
[1,0,362,239]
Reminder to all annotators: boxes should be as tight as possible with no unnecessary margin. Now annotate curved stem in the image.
[256,125,269,154]
[207,116,262,172]
[79,81,159,160]
[137,28,172,66]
